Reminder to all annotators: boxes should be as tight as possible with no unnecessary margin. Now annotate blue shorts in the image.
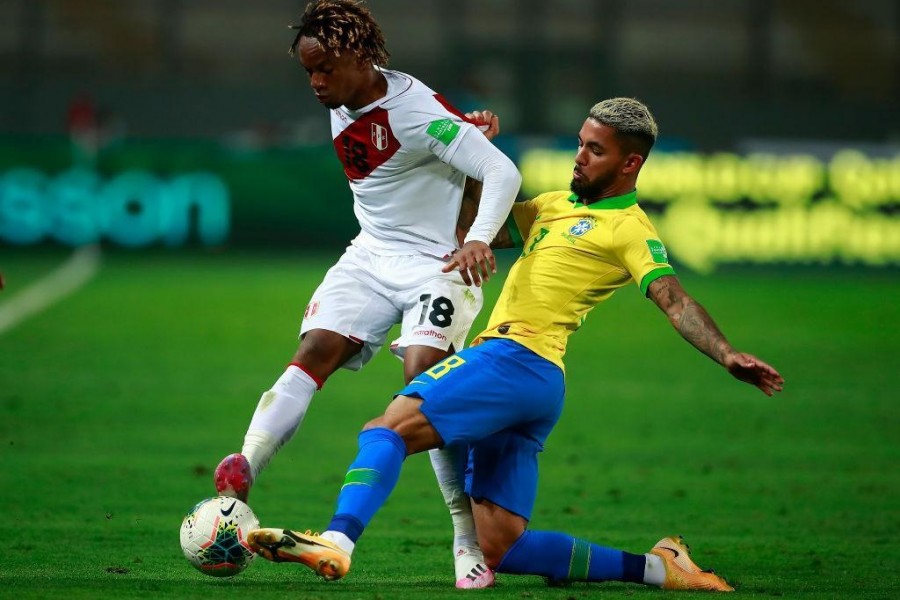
[398,338,565,520]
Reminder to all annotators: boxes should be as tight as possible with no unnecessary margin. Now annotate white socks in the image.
[321,530,356,555]
[429,445,483,577]
[643,553,666,586]
[241,365,317,479]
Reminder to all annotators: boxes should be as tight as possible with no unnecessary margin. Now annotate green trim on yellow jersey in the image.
[569,189,638,209]
[505,213,524,247]
[474,189,674,371]
[640,266,677,295]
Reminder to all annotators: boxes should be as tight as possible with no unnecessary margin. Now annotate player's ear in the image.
[622,153,644,174]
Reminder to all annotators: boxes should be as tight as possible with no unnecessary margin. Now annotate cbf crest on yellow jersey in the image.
[473,189,674,370]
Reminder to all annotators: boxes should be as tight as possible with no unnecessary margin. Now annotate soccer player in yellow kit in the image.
[246,98,784,592]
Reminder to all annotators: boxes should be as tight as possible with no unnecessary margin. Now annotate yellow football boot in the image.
[650,536,734,592]
[248,528,351,580]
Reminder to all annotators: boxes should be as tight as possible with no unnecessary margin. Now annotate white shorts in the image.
[299,244,484,371]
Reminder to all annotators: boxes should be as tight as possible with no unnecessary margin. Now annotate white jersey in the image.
[329,68,486,259]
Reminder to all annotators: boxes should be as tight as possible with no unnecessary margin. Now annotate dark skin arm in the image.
[455,178,480,247]
[647,275,784,396]
[457,179,515,250]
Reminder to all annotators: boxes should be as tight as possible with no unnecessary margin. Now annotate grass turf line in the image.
[0,249,897,599]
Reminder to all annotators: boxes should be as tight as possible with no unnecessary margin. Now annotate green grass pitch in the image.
[0,248,897,599]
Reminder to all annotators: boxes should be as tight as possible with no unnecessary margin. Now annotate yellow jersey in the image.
[473,190,675,371]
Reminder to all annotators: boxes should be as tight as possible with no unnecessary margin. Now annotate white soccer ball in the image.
[180,496,260,577]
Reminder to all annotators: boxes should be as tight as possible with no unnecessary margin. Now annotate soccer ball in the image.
[180,496,259,577]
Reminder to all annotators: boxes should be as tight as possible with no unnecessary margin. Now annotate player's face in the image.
[570,119,635,200]
[297,36,372,110]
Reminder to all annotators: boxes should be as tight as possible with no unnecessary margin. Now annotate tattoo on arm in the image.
[677,300,732,364]
[650,276,733,365]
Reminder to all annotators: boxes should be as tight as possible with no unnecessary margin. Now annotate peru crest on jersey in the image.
[371,122,388,151]
[325,68,483,258]
[333,107,400,181]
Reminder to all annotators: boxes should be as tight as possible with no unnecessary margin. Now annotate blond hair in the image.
[589,97,658,157]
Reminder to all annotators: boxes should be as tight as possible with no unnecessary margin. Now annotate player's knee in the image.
[295,334,338,363]
[294,330,359,375]
[361,417,391,433]
[479,535,514,570]
[402,345,452,383]
[359,419,417,456]
[473,502,528,569]
[360,397,438,455]
[361,415,405,439]
[402,360,425,384]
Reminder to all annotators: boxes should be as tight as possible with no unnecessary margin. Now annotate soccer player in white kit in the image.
[213,0,521,589]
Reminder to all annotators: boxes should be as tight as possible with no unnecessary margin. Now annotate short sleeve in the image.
[507,194,556,246]
[506,200,537,246]
[612,215,676,295]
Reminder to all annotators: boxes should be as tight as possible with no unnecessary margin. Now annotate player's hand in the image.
[466,110,499,141]
[442,240,496,287]
[724,352,784,396]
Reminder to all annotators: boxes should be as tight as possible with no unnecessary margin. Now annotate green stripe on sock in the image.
[342,468,380,489]
[568,539,592,581]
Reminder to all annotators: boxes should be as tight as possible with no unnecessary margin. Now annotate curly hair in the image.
[589,97,658,158]
[288,0,390,67]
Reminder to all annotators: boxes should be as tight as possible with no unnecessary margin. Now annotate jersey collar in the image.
[568,189,637,209]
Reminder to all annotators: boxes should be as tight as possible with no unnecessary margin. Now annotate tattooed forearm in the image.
[649,276,733,365]
[674,300,733,364]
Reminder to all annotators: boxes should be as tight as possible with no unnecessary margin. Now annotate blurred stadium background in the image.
[0,0,897,259]
[1,2,899,597]
[2,0,897,141]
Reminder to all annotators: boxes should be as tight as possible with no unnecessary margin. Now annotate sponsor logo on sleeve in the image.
[646,239,669,263]
[426,119,461,145]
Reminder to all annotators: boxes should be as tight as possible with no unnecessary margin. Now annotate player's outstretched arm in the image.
[647,275,784,396]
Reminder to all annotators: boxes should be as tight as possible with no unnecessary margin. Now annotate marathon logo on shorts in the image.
[415,329,447,342]
[304,301,319,319]
[371,123,388,151]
